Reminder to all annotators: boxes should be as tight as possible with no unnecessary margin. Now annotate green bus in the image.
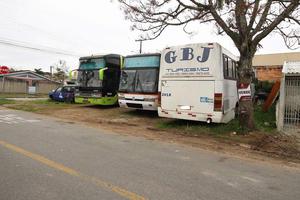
[75,54,123,105]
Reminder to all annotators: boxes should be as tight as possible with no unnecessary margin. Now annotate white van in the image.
[158,43,239,123]
[118,53,161,110]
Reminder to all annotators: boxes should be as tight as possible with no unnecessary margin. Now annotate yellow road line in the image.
[0,140,146,200]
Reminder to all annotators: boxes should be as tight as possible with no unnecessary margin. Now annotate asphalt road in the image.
[0,108,299,200]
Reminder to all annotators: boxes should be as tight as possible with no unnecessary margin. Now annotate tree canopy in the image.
[119,0,299,51]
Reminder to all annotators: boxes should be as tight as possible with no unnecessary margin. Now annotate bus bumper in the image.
[119,99,158,111]
[75,96,118,105]
[158,108,230,123]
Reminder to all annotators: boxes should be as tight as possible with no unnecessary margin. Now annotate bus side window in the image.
[223,55,238,80]
[232,61,235,79]
[223,54,228,78]
[234,62,238,79]
[228,58,233,78]
[232,60,236,79]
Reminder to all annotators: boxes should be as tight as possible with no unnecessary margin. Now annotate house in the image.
[253,52,300,82]
[0,70,61,94]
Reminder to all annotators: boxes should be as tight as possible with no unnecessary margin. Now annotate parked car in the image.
[49,86,75,102]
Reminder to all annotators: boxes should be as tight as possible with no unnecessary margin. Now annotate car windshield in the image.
[119,68,158,93]
[56,87,62,92]
[63,87,75,92]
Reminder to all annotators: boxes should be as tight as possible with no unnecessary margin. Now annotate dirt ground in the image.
[2,102,300,166]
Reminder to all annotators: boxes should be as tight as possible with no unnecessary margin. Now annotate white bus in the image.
[158,43,239,123]
[118,53,161,110]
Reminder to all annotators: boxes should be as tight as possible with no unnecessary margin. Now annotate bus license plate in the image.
[83,98,89,103]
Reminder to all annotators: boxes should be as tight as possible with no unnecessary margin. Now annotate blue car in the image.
[49,86,75,102]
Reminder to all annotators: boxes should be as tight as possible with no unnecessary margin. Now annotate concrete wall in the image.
[37,82,60,94]
[1,78,27,93]
[0,77,60,94]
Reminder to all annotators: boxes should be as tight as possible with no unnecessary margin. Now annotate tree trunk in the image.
[238,54,255,132]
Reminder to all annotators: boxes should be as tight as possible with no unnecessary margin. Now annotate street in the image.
[0,108,299,200]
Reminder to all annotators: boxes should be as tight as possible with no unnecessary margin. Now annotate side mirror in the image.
[69,70,78,80]
[99,68,107,81]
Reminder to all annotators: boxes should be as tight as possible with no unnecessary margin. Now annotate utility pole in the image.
[135,39,143,54]
[50,66,54,79]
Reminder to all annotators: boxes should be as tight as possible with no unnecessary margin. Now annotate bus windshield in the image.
[124,56,160,68]
[119,68,158,93]
[77,58,105,88]
[79,58,105,70]
[77,70,102,88]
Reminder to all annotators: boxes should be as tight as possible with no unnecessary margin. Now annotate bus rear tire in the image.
[235,103,239,118]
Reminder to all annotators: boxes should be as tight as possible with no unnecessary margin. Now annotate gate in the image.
[283,76,300,134]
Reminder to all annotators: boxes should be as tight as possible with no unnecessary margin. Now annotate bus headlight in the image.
[118,93,125,100]
[144,97,156,102]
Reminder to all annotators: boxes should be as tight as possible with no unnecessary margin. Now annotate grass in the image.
[1,99,79,113]
[0,93,48,98]
[156,105,277,136]
[254,105,277,132]
[156,118,240,137]
[0,98,16,105]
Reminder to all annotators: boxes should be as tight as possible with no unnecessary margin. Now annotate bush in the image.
[255,80,274,93]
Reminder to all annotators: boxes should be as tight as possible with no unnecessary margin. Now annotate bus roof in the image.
[79,54,122,60]
[125,53,161,58]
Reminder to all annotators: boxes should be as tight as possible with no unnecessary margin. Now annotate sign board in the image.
[238,83,251,101]
[28,86,36,94]
[0,66,9,74]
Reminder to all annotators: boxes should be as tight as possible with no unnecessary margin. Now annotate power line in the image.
[0,5,92,53]
[0,36,79,54]
[0,37,80,57]
[0,16,90,49]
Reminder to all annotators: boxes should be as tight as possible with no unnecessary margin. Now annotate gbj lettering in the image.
[165,47,211,64]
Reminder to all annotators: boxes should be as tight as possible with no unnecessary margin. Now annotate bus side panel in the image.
[214,80,237,123]
[215,80,238,113]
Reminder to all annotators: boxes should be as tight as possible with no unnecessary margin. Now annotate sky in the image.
[0,0,299,72]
